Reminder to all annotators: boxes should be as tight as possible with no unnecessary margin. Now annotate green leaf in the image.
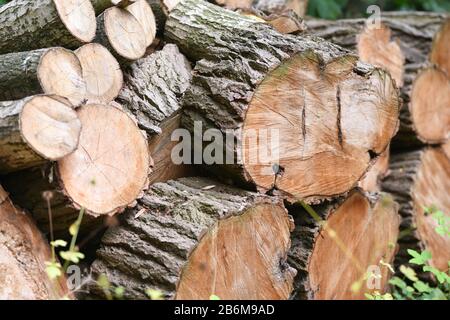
[210,294,221,300]
[45,261,62,280]
[413,281,432,293]
[146,289,164,300]
[114,287,125,299]
[389,276,407,289]
[60,250,85,263]
[408,250,431,265]
[423,266,449,284]
[69,221,80,237]
[97,274,110,289]
[50,239,67,248]
[400,265,418,282]
[365,293,375,300]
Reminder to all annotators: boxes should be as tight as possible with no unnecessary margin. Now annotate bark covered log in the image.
[0,48,87,105]
[288,190,400,300]
[0,185,71,299]
[2,103,150,237]
[306,13,450,148]
[0,0,96,54]
[0,95,81,174]
[165,0,400,204]
[118,43,192,135]
[382,147,450,272]
[90,177,295,299]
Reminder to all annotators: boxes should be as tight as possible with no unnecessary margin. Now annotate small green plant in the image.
[45,207,86,281]
[366,207,450,300]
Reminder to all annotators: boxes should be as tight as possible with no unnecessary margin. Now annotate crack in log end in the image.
[336,85,343,148]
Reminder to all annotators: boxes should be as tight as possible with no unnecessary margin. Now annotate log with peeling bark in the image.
[0,48,87,105]
[165,0,400,204]
[89,177,296,300]
[306,13,450,148]
[0,0,96,55]
[0,95,81,174]
[288,190,400,300]
[95,7,147,63]
[0,185,71,300]
[118,44,192,134]
[382,147,450,272]
[2,103,150,237]
[75,43,123,104]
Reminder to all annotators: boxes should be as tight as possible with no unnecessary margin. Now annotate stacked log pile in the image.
[0,0,447,300]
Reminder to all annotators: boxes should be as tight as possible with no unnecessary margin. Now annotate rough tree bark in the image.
[306,13,450,148]
[0,95,81,174]
[117,44,192,135]
[0,185,71,300]
[165,0,400,204]
[0,48,87,105]
[90,177,296,300]
[288,190,400,300]
[382,147,450,272]
[0,0,96,54]
[2,103,150,237]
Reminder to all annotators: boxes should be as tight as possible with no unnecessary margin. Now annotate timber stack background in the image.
[0,0,448,300]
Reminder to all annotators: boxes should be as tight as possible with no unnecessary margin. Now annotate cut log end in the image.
[126,0,157,47]
[20,95,81,161]
[38,48,87,106]
[289,191,400,300]
[176,202,294,300]
[413,147,450,271]
[242,53,400,202]
[103,7,147,60]
[410,67,450,144]
[75,43,123,104]
[357,24,405,87]
[0,186,71,300]
[58,103,150,217]
[53,0,96,43]
[308,192,399,300]
[430,18,450,75]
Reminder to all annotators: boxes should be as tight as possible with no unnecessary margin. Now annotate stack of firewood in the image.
[0,0,448,300]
